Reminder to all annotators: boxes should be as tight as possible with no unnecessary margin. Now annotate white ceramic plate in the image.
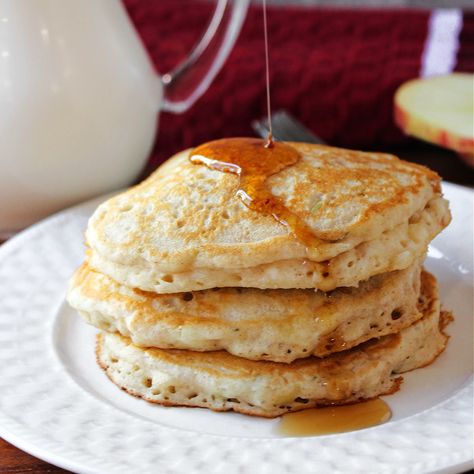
[0,182,472,474]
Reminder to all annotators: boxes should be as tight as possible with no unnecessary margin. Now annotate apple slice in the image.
[394,73,474,159]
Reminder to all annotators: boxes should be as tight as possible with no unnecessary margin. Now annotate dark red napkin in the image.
[123,0,474,171]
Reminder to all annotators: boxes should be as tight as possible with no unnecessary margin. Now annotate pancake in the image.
[87,195,449,293]
[69,262,424,362]
[86,144,449,293]
[96,271,451,418]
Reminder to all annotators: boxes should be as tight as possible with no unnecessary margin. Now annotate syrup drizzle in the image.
[190,1,325,248]
[278,398,392,436]
[190,137,325,248]
[262,0,273,148]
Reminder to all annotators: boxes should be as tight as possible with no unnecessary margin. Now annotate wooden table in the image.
[0,141,472,473]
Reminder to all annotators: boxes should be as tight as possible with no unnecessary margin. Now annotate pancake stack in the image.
[67,141,452,417]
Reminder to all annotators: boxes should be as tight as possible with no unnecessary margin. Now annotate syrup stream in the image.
[263,0,273,148]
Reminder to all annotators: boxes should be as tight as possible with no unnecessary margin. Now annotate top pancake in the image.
[86,142,442,282]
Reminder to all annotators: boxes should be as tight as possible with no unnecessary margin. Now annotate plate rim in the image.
[0,181,473,474]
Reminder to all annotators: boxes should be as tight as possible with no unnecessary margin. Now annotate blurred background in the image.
[261,0,474,6]
[125,0,474,184]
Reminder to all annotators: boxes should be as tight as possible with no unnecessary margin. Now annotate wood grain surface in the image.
[0,438,71,473]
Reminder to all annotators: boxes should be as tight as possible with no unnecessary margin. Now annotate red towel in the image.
[123,1,473,170]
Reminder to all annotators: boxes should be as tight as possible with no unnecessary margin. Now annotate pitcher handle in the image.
[161,0,249,114]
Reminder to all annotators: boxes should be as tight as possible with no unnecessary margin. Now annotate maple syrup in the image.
[190,137,327,248]
[278,398,392,437]
[262,0,273,148]
[189,0,328,249]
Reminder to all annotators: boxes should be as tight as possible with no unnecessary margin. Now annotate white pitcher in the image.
[0,0,248,235]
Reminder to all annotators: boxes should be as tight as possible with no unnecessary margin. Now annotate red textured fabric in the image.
[456,11,474,73]
[122,1,447,170]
